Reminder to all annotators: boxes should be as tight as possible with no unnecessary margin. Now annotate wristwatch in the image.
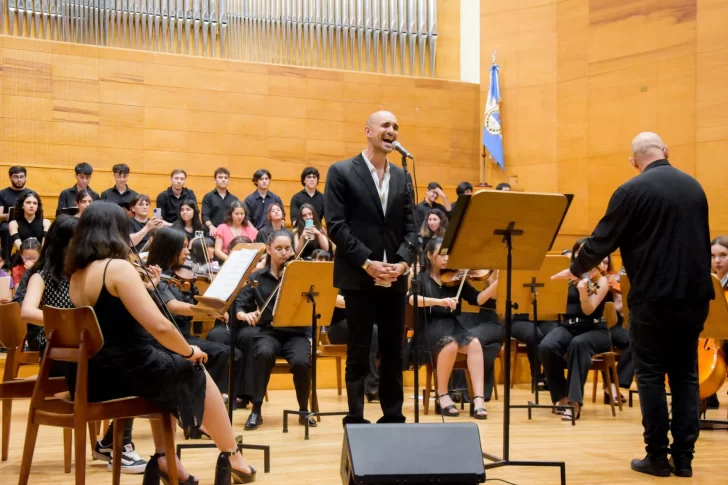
[400,262,411,276]
[362,259,372,271]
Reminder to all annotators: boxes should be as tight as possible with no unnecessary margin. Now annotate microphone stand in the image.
[401,152,422,423]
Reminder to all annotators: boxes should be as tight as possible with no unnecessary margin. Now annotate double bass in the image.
[696,276,728,400]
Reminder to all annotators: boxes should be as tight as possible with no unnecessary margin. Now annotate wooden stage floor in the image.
[1,383,727,485]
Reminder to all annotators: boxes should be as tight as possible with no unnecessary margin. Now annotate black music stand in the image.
[441,190,570,485]
[270,260,345,439]
[495,255,573,421]
[177,245,272,474]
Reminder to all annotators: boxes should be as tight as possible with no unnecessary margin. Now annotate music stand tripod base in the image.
[441,191,571,485]
[272,263,346,439]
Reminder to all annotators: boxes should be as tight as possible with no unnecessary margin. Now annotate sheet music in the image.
[202,248,258,301]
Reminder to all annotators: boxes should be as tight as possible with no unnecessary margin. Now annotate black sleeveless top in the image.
[15,216,44,244]
[564,285,607,320]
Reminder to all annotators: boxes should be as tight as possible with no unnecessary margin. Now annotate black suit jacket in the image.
[325,154,416,293]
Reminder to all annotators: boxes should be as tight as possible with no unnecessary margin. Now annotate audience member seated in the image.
[215,201,258,262]
[290,167,325,226]
[56,162,99,216]
[414,182,452,229]
[156,169,197,224]
[11,238,40,287]
[0,166,31,261]
[9,191,50,252]
[74,189,94,218]
[173,199,205,247]
[129,194,164,253]
[243,169,283,230]
[292,204,329,260]
[254,202,293,245]
[101,163,137,207]
[202,168,239,237]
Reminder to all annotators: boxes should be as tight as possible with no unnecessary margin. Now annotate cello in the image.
[696,276,728,400]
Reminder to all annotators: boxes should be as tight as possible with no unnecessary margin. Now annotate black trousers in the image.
[629,300,707,458]
[511,318,558,378]
[460,315,504,400]
[342,287,406,424]
[539,325,611,405]
[327,320,379,394]
[609,325,635,389]
[186,335,242,397]
[251,328,311,411]
[207,324,259,400]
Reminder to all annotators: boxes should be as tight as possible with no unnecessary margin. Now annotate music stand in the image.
[177,245,272,474]
[270,260,345,439]
[441,190,570,485]
[496,255,573,420]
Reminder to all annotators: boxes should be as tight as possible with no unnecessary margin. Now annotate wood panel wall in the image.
[481,0,728,250]
[0,35,479,217]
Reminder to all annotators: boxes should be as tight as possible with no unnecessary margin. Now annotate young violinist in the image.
[538,238,612,421]
[235,229,315,430]
[66,203,256,483]
[408,237,496,419]
[146,228,243,407]
[189,236,219,276]
[292,203,329,260]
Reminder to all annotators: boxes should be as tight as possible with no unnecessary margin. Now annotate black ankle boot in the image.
[630,453,671,477]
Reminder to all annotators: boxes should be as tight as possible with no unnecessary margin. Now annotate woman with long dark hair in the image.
[173,199,205,247]
[146,227,243,407]
[8,191,50,251]
[74,189,94,218]
[253,202,292,244]
[292,203,329,260]
[214,201,258,261]
[538,238,612,421]
[408,237,494,419]
[65,203,256,483]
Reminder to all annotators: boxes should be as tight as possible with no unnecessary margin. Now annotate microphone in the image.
[391,141,414,160]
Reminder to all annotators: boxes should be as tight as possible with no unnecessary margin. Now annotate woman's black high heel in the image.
[142,453,199,485]
[216,450,257,484]
[434,393,459,417]
[469,395,488,420]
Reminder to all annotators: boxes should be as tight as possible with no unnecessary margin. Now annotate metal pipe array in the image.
[1,0,438,76]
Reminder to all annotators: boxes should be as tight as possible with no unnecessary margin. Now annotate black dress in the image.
[69,261,207,434]
[13,216,45,245]
[409,273,481,364]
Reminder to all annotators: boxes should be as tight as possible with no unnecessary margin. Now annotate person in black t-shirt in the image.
[155,168,197,224]
[56,162,99,216]
[100,163,137,208]
[242,169,283,230]
[201,167,239,237]
[9,191,50,252]
[129,194,164,252]
[414,181,452,230]
[0,166,31,261]
[289,167,325,226]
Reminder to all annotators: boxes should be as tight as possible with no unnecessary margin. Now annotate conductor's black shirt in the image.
[570,160,714,304]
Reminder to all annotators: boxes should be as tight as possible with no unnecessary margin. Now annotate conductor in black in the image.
[554,132,714,478]
[325,110,416,425]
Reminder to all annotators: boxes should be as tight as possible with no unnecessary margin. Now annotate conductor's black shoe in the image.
[630,454,671,477]
[669,456,693,477]
[365,391,379,402]
[244,411,263,430]
[299,415,317,427]
[342,416,371,428]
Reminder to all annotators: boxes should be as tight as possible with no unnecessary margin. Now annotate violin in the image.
[570,268,603,296]
[132,261,191,292]
[440,269,492,287]
[606,267,626,293]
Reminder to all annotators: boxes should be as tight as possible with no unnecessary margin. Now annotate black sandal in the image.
[142,453,199,485]
[434,393,459,417]
[470,395,488,420]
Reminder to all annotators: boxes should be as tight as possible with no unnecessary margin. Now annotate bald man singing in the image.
[325,111,416,425]
[554,133,714,477]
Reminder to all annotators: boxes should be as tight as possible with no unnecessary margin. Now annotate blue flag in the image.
[483,62,504,170]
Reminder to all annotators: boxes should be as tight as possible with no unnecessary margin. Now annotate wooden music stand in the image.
[441,190,570,485]
[270,261,344,439]
[179,244,272,473]
[496,255,571,413]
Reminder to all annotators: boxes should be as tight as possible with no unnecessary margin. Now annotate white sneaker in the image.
[107,443,148,474]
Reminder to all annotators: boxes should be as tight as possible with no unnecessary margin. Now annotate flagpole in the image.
[478,146,490,187]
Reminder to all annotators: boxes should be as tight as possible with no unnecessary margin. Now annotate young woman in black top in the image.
[408,237,496,419]
[235,230,314,430]
[146,228,243,405]
[129,194,164,252]
[173,199,205,248]
[74,189,94,218]
[253,202,293,244]
[538,238,612,421]
[292,203,329,260]
[8,190,50,251]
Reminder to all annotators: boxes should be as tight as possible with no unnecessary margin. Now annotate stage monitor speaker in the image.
[341,423,486,484]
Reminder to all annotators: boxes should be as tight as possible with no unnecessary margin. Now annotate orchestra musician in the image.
[539,239,612,421]
[66,203,256,483]
[234,230,316,430]
[705,236,728,408]
[408,237,495,418]
[553,132,714,477]
[145,228,243,409]
[325,110,416,426]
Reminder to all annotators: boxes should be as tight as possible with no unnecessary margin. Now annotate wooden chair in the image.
[18,306,180,485]
[316,327,347,396]
[0,302,70,468]
[588,302,623,416]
